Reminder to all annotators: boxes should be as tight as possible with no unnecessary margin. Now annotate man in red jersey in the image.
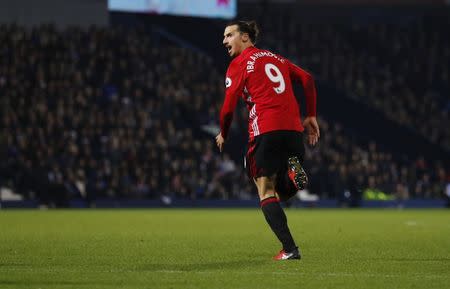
[215,20,320,260]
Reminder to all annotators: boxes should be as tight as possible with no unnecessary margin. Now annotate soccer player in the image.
[216,20,319,260]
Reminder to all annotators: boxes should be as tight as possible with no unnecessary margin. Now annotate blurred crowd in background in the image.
[0,19,449,207]
[246,5,450,152]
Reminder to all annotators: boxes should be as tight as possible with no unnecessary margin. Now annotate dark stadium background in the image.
[0,0,449,209]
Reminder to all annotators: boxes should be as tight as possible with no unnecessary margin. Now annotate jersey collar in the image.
[240,46,257,58]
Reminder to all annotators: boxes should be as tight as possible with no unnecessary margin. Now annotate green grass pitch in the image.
[0,209,449,289]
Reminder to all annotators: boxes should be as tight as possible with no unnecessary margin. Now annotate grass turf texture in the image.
[0,209,449,289]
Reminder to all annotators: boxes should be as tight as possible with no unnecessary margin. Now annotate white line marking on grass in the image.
[271,272,444,279]
[155,270,185,273]
[1,267,447,280]
[157,270,447,279]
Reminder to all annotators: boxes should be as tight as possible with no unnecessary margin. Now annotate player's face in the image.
[223,25,244,58]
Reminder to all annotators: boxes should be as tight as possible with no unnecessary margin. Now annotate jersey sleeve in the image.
[288,61,317,117]
[220,60,246,139]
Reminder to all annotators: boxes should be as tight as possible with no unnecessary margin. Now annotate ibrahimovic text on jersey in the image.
[219,46,317,142]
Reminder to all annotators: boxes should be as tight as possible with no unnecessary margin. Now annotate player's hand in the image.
[215,133,225,152]
[303,116,320,146]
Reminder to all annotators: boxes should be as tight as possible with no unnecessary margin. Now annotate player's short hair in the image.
[227,20,259,44]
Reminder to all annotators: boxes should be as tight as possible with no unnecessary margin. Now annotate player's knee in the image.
[255,175,277,200]
[258,189,277,201]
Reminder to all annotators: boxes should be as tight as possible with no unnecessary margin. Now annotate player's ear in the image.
[241,32,250,42]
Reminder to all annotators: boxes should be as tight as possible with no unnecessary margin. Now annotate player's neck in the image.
[239,44,254,55]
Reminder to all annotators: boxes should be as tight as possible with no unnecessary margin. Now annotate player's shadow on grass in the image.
[139,259,266,272]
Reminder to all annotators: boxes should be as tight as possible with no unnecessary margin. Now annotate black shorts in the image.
[245,130,305,179]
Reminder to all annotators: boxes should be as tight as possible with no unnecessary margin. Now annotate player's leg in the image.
[252,131,300,260]
[275,167,298,202]
[285,131,308,193]
[254,175,276,199]
[273,132,307,202]
[255,176,300,260]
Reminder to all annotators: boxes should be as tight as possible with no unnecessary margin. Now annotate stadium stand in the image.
[251,8,450,152]
[0,6,449,207]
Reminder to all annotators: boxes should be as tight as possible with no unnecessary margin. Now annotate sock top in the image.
[260,196,279,207]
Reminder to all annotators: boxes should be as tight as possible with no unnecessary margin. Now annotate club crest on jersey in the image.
[225,77,232,88]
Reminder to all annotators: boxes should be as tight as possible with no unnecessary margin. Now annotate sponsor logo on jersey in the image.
[225,77,232,88]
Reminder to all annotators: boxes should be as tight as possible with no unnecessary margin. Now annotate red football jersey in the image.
[220,46,317,141]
